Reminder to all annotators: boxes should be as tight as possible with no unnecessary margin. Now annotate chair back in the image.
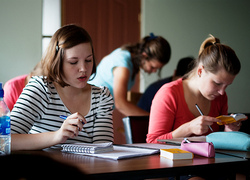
[122,116,149,144]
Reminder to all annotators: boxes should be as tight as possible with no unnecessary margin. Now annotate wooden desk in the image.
[14,148,248,180]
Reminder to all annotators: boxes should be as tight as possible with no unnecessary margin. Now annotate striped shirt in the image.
[11,76,114,147]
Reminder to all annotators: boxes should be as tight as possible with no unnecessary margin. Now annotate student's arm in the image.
[12,113,85,151]
[10,77,86,150]
[113,67,149,116]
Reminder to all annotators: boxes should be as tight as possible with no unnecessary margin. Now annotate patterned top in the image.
[11,76,114,147]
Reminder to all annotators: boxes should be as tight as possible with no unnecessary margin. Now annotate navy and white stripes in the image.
[11,76,114,146]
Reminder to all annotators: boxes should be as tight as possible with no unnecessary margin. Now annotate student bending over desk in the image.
[147,35,245,144]
[11,25,114,151]
[89,33,171,116]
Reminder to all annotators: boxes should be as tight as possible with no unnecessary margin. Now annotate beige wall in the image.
[0,0,42,84]
[141,0,250,113]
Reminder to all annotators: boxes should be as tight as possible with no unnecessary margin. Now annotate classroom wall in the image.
[141,0,250,113]
[0,0,42,85]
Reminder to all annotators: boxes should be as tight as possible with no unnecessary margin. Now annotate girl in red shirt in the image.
[147,35,242,143]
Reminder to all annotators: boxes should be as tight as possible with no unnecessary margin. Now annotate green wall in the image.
[0,0,42,84]
[141,0,250,113]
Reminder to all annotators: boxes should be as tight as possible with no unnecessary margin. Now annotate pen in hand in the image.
[59,115,85,124]
[195,104,213,132]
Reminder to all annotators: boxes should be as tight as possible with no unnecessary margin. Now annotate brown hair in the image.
[41,24,96,87]
[184,34,241,78]
[121,33,171,79]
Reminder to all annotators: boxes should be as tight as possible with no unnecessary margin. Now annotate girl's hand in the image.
[188,116,220,135]
[224,122,241,132]
[53,112,86,144]
[224,114,248,132]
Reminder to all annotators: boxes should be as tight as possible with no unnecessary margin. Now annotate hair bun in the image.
[199,34,220,55]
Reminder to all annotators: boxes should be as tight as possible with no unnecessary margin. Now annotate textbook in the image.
[160,148,193,160]
[61,142,114,154]
[216,113,247,125]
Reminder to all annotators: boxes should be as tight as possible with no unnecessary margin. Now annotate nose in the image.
[79,62,87,72]
[218,87,226,95]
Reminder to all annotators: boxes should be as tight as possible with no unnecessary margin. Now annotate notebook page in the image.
[72,145,159,160]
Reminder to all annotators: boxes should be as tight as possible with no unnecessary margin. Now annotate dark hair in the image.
[121,33,171,79]
[41,24,96,87]
[185,35,241,78]
[175,57,194,76]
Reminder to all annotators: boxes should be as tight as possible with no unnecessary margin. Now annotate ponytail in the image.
[184,34,241,79]
[198,34,220,55]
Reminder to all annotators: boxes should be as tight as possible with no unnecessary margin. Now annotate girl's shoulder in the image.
[26,76,58,99]
[111,48,130,57]
[105,48,132,66]
[153,78,184,106]
[159,78,183,94]
[90,85,114,108]
[91,85,113,99]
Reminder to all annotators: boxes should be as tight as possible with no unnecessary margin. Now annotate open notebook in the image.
[61,143,159,160]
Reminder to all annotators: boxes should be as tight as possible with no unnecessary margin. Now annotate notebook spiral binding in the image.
[62,145,93,153]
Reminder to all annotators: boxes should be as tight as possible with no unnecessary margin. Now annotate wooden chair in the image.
[122,116,149,144]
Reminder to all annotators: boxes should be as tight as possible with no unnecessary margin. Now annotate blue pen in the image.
[59,115,85,124]
[59,115,67,120]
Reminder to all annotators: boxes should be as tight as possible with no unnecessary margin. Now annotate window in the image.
[42,0,61,53]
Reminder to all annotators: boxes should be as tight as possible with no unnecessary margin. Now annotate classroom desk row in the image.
[11,144,250,180]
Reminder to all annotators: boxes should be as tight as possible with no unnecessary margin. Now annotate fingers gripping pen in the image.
[195,104,213,132]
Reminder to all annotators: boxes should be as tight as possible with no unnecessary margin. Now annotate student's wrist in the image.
[186,121,193,135]
[50,131,62,146]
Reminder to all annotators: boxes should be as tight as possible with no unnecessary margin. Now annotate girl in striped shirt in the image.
[11,25,114,150]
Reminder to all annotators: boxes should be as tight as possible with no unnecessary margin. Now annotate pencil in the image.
[195,104,213,132]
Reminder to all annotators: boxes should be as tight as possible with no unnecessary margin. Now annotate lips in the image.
[77,75,87,82]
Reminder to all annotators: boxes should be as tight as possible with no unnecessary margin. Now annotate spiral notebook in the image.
[62,143,159,160]
[61,142,113,154]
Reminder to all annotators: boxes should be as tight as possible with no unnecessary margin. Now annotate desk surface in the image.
[216,149,250,159]
[14,144,248,180]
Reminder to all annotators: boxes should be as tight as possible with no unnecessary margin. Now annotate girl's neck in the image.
[185,75,206,101]
[54,83,90,99]
[183,75,211,116]
[54,83,92,116]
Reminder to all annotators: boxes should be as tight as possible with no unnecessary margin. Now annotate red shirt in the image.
[4,74,27,111]
[147,78,228,143]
